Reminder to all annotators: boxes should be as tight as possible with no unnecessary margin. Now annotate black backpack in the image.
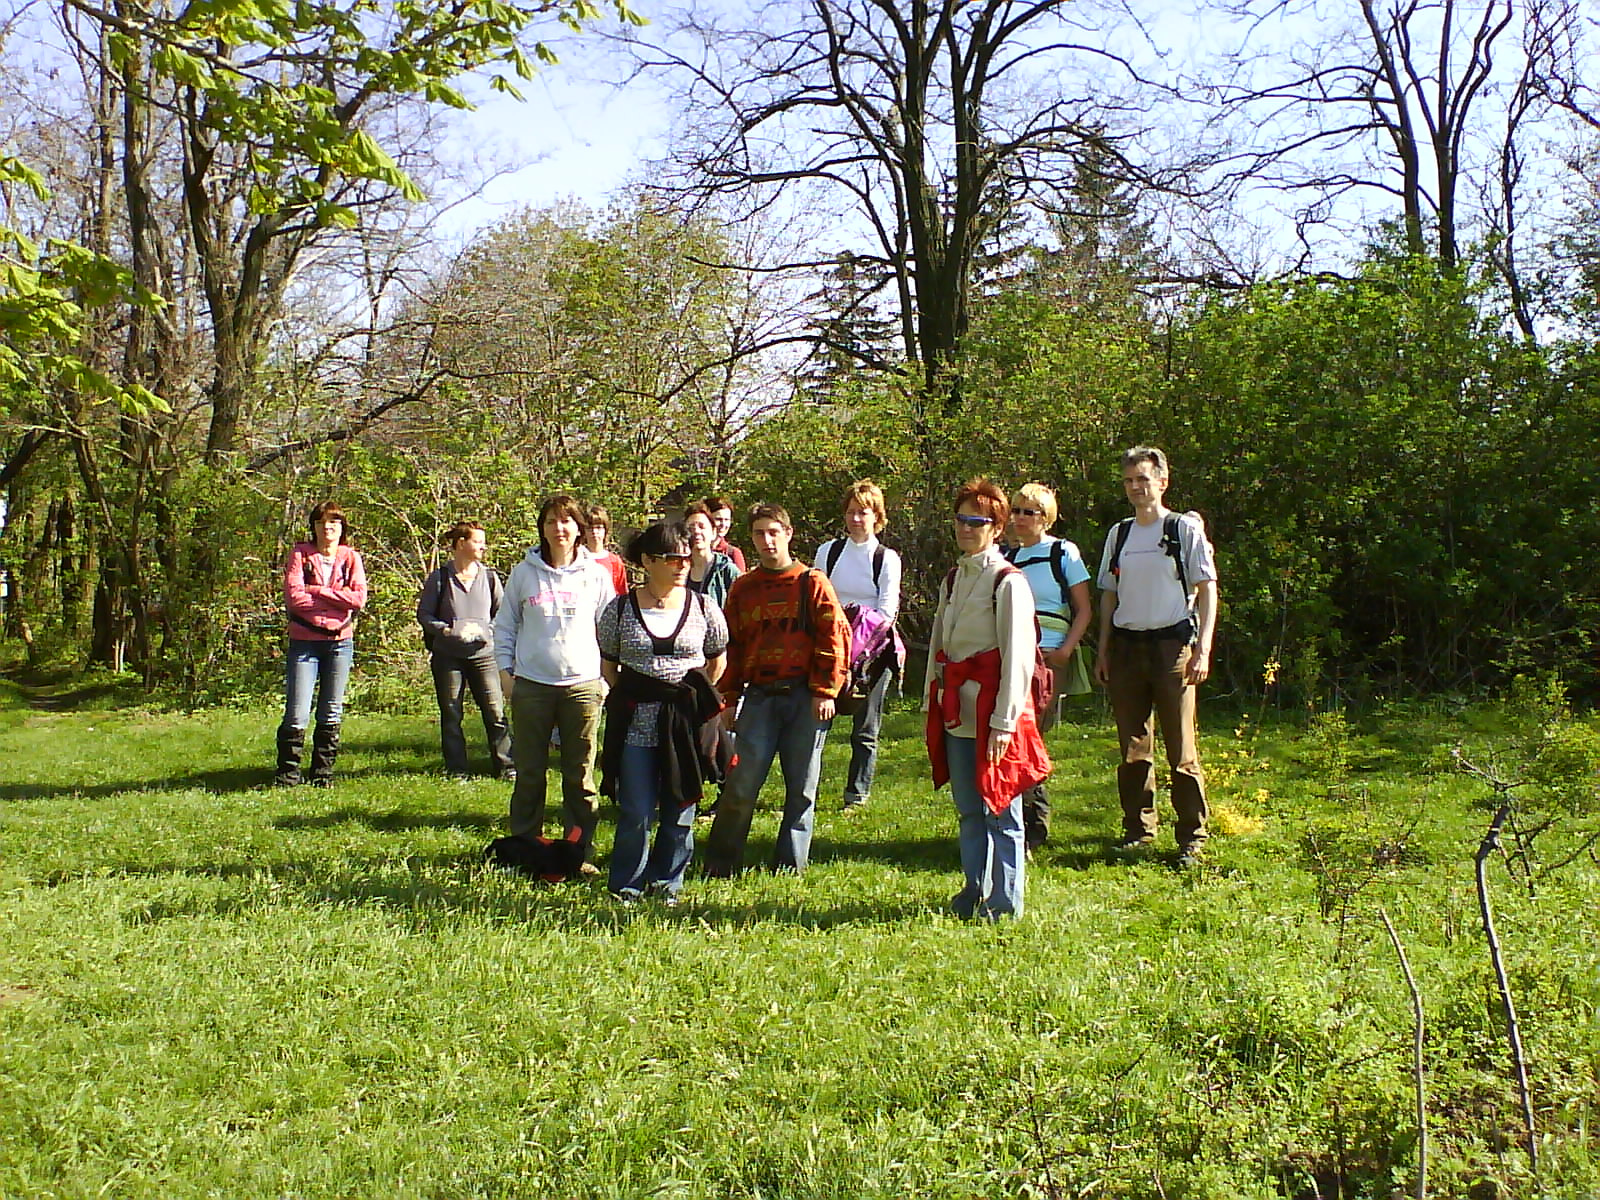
[1003,539,1079,612]
[1107,514,1190,598]
[822,538,887,589]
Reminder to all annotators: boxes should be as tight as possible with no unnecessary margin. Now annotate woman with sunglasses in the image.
[596,522,728,905]
[1004,482,1093,854]
[924,478,1050,920]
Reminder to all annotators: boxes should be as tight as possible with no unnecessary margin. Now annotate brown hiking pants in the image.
[1107,632,1207,848]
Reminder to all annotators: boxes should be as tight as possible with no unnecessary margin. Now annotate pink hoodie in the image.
[284,542,368,641]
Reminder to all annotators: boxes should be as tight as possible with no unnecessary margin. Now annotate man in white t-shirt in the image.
[1093,446,1218,868]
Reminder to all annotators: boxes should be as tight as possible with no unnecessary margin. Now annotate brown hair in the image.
[585,504,611,529]
[308,501,350,545]
[701,495,734,514]
[683,501,714,522]
[953,478,1009,529]
[841,479,887,529]
[747,502,792,530]
[445,520,484,547]
[537,494,589,558]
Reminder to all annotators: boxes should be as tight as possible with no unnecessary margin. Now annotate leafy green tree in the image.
[410,197,781,515]
[0,0,640,681]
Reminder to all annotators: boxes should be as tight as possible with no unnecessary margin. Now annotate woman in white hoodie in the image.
[494,494,615,869]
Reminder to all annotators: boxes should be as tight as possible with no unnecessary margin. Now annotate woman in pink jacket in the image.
[276,501,368,787]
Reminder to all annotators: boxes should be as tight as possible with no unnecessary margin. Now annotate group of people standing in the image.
[272,447,1217,920]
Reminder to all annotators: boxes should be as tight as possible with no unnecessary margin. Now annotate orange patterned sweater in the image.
[717,563,850,703]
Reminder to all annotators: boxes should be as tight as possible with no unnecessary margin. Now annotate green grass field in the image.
[1,676,1596,1199]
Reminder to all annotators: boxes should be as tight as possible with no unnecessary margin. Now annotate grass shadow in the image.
[809,835,959,873]
[0,760,479,802]
[274,806,501,833]
[87,852,941,931]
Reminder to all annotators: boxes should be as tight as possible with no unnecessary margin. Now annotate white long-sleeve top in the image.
[924,545,1036,737]
[814,535,902,623]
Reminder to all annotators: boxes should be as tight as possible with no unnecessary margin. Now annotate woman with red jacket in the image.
[276,501,368,787]
[924,479,1050,919]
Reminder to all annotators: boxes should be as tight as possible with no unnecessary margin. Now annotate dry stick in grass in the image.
[1454,750,1539,1176]
[1378,906,1427,1200]
[1475,800,1538,1177]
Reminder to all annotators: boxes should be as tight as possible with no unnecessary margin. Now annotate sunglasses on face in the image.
[648,552,691,564]
[1012,507,1043,517]
[954,514,995,527]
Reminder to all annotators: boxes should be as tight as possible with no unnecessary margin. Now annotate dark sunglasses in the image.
[953,514,995,527]
[648,552,691,564]
[1012,507,1044,517]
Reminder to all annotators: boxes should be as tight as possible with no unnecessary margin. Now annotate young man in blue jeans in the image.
[702,504,851,876]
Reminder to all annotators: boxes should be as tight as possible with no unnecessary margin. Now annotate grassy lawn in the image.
[1,677,1597,1198]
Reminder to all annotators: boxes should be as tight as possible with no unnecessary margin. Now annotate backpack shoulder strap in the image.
[1163,514,1191,602]
[871,544,885,588]
[1049,540,1070,593]
[1001,543,1019,564]
[1109,517,1136,577]
[796,568,820,636]
[823,539,845,576]
[990,561,1021,600]
[942,566,957,602]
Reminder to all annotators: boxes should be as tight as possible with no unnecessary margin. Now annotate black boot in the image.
[1022,783,1050,853]
[308,722,341,788]
[274,723,305,787]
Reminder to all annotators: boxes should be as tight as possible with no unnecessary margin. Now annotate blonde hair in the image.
[1012,482,1058,526]
[842,479,887,530]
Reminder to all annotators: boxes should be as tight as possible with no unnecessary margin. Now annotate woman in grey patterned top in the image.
[597,522,728,903]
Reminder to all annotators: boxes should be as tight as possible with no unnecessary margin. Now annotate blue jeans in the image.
[609,744,696,898]
[843,665,892,804]
[431,650,513,775]
[946,733,1025,920]
[283,638,354,731]
[704,686,831,874]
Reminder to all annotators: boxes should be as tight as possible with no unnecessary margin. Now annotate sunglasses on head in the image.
[1012,507,1043,517]
[954,513,994,527]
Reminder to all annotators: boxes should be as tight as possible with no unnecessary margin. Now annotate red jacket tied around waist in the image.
[926,646,1051,815]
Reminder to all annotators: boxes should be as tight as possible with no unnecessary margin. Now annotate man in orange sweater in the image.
[702,504,850,876]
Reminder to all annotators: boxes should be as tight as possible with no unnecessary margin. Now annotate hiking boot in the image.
[274,723,305,787]
[1115,836,1155,854]
[307,722,341,787]
[1176,844,1204,870]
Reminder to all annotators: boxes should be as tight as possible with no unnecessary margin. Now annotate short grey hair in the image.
[1121,445,1169,477]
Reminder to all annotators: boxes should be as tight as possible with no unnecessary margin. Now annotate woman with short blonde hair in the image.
[1005,481,1093,853]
